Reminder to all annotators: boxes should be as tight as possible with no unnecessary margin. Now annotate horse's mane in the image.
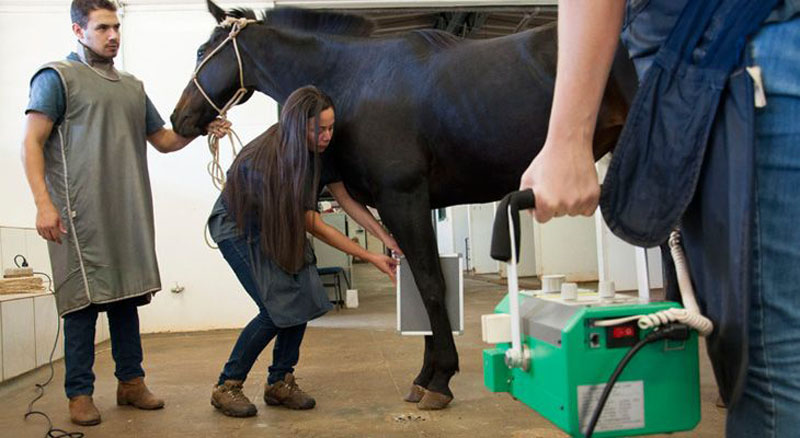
[227,7,375,37]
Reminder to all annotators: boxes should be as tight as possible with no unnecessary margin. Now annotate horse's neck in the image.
[245,27,343,101]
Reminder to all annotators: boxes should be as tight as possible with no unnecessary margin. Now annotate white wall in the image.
[0,1,280,333]
[434,206,469,265]
[451,205,469,262]
[0,4,75,228]
[435,208,455,255]
[531,214,598,281]
[467,203,499,274]
[595,221,663,292]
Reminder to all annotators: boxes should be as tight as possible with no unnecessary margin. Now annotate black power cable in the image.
[14,255,84,438]
[14,254,29,268]
[584,323,691,438]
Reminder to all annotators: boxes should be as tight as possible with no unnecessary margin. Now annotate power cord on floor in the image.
[584,323,691,438]
[15,255,84,438]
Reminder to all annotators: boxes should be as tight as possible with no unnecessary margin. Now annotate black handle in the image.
[490,189,536,263]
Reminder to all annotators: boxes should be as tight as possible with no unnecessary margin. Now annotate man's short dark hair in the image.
[71,0,117,29]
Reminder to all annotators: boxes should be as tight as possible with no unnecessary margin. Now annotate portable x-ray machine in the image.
[481,190,713,437]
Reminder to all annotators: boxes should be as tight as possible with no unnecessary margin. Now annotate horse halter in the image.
[192,16,257,117]
[192,16,257,193]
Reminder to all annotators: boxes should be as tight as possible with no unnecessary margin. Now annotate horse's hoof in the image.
[403,384,426,403]
[416,390,453,410]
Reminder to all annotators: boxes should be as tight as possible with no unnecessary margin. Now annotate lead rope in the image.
[192,17,257,248]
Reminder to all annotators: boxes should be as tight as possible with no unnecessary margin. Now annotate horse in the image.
[171,0,634,410]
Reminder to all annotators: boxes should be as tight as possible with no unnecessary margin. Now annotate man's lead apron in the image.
[35,59,161,316]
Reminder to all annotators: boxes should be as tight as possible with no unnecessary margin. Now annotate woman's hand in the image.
[369,253,398,284]
[383,235,403,257]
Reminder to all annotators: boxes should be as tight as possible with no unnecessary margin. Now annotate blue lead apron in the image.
[600,0,779,404]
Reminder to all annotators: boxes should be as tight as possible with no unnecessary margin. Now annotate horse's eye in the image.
[197,49,204,59]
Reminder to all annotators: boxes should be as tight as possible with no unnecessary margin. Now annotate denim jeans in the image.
[727,17,800,438]
[217,236,307,386]
[63,301,145,398]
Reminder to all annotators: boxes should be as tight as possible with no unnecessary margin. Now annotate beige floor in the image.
[0,264,726,438]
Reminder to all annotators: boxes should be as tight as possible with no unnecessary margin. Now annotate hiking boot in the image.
[263,373,315,410]
[211,380,257,417]
[117,377,165,410]
[69,395,101,426]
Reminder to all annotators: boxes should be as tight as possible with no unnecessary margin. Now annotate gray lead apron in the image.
[36,60,160,316]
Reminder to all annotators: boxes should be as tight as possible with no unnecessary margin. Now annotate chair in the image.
[317,266,351,309]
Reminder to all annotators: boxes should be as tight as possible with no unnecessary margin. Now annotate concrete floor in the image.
[0,264,726,438]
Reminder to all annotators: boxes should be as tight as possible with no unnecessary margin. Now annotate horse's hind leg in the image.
[378,184,458,410]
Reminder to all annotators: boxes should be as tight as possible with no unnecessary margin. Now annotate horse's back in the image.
[335,25,561,207]
[418,26,559,205]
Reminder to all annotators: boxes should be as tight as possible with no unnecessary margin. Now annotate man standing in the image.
[21,0,226,426]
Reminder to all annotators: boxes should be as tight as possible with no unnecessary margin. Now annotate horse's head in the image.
[170,0,258,137]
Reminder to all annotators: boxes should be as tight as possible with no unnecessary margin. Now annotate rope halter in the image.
[192,16,258,192]
[192,17,257,117]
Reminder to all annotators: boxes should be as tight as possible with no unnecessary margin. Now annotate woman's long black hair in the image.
[224,85,334,272]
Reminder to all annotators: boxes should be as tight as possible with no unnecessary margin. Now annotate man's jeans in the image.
[727,17,800,438]
[63,301,145,398]
[216,236,307,386]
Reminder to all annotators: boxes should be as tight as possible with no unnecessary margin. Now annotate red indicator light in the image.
[612,326,635,338]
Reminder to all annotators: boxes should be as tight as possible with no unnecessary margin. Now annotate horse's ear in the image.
[207,0,226,24]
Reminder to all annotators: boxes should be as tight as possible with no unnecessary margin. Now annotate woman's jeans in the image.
[63,301,145,398]
[727,17,800,438]
[217,236,307,386]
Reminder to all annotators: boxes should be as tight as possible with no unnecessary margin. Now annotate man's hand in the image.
[520,135,600,223]
[36,201,66,244]
[206,118,232,137]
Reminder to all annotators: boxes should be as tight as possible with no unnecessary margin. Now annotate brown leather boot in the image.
[69,395,101,426]
[211,380,257,418]
[263,373,315,410]
[117,377,165,410]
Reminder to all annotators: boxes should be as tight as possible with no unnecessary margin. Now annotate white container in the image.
[345,289,359,309]
[599,280,616,299]
[560,282,578,300]
[541,274,566,293]
[481,313,511,344]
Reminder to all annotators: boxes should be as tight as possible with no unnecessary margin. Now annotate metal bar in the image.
[635,247,651,302]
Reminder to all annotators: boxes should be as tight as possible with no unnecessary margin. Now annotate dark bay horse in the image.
[171,1,633,410]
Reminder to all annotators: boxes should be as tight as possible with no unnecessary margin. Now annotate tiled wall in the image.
[0,226,110,382]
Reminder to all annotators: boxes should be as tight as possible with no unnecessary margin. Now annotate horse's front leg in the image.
[377,182,458,410]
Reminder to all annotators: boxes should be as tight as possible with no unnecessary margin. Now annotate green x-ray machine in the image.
[482,190,712,437]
